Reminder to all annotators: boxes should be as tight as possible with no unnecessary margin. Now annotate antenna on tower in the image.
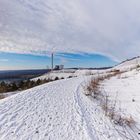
[51,52,54,71]
[51,45,56,71]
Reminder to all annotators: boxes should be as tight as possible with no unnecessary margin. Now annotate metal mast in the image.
[51,53,54,71]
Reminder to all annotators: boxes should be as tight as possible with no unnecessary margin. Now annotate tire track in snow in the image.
[73,81,99,140]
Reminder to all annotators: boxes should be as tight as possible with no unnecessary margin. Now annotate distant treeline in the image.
[66,67,112,70]
[0,77,61,93]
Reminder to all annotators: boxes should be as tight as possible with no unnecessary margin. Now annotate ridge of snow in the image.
[114,57,140,71]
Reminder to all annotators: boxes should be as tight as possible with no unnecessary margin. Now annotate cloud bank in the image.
[0,0,140,61]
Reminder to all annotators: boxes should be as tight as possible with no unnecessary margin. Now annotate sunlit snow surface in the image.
[0,58,140,139]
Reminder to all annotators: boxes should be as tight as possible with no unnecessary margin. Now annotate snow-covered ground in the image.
[33,69,76,81]
[114,57,140,71]
[0,77,93,140]
[33,69,107,81]
[100,69,140,140]
[103,69,140,122]
[0,75,123,140]
[0,91,19,98]
[1,58,140,140]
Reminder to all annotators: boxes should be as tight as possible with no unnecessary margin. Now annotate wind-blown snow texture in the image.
[0,76,122,140]
[0,59,140,139]
[0,77,95,140]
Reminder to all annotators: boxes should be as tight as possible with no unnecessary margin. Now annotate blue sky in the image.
[0,0,140,70]
[0,52,117,70]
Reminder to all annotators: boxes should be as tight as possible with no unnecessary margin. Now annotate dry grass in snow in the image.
[84,71,139,139]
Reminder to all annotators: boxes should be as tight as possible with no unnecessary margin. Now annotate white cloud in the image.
[0,0,140,61]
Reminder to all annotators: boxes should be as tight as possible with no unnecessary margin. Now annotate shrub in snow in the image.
[68,76,73,79]
[61,77,64,79]
[54,77,59,81]
[113,115,135,127]
[85,78,101,98]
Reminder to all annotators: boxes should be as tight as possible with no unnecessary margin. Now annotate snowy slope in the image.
[103,69,140,120]
[0,77,90,140]
[1,59,140,139]
[0,75,127,140]
[114,57,140,71]
[102,69,140,139]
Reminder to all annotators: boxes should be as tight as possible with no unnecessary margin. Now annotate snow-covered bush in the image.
[113,115,135,127]
[85,78,101,98]
[101,92,136,127]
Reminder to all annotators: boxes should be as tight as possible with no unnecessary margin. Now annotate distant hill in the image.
[0,69,50,82]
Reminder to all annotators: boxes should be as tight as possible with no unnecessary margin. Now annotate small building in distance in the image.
[54,65,64,70]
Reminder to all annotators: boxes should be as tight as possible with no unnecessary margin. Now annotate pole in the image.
[51,53,54,71]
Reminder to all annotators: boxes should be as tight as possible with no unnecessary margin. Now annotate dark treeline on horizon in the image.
[0,76,65,95]
[0,79,50,94]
